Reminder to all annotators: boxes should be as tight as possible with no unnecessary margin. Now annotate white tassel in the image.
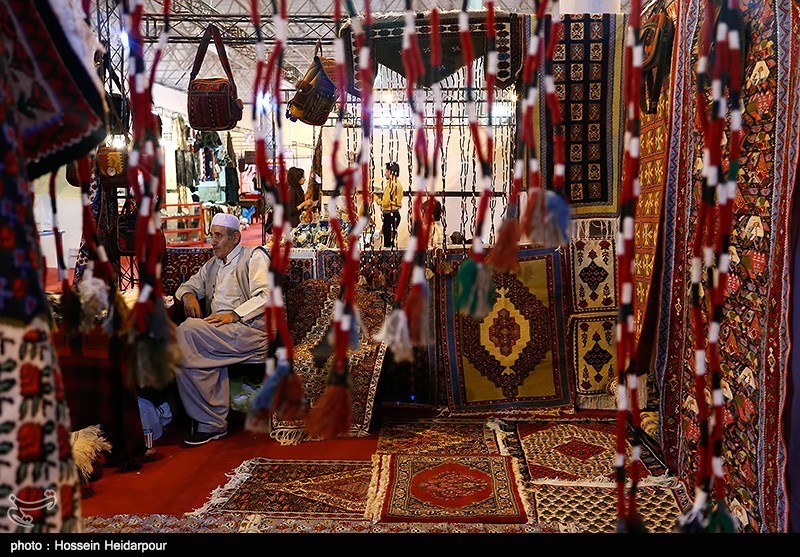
[374,308,413,363]
[77,267,109,333]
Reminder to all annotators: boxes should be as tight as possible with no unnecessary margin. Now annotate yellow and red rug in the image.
[367,454,530,524]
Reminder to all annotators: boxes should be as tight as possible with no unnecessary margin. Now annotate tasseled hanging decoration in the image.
[121,0,178,390]
[48,172,81,337]
[375,0,440,357]
[614,0,648,533]
[306,0,374,440]
[246,0,306,428]
[678,0,741,533]
[489,0,550,272]
[453,0,497,320]
[540,9,570,247]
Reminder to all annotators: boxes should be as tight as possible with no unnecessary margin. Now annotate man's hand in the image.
[204,312,240,327]
[182,293,202,318]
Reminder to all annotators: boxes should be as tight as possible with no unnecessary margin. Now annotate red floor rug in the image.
[376,419,501,456]
[191,458,373,520]
[517,422,666,482]
[367,454,530,524]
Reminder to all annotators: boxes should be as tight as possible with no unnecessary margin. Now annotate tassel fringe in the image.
[487,218,521,273]
[374,308,413,363]
[305,384,352,440]
[70,425,111,483]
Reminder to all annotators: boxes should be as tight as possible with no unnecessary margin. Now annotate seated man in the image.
[174,212,270,446]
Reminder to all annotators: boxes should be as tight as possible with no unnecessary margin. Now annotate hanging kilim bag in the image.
[640,10,674,114]
[286,41,338,126]
[97,145,129,189]
[187,24,244,131]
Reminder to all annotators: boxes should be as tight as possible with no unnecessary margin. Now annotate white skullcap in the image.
[210,212,241,231]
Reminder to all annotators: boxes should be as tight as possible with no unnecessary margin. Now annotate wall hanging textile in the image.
[656,0,800,532]
[438,247,573,417]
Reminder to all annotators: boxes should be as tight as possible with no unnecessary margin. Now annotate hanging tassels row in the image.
[489,0,550,273]
[677,0,741,533]
[305,0,374,440]
[120,0,178,390]
[453,0,496,320]
[246,0,306,431]
[374,0,438,361]
[615,0,647,533]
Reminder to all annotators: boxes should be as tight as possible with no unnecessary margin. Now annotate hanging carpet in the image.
[438,247,573,418]
[569,312,617,408]
[535,13,626,218]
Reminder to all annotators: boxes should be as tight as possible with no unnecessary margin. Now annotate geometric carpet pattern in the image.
[83,513,245,533]
[368,454,530,524]
[531,481,689,533]
[518,422,659,481]
[191,458,373,520]
[376,419,500,456]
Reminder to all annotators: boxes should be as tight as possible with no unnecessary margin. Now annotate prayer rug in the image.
[192,458,373,520]
[656,0,800,532]
[570,313,616,406]
[367,454,530,524]
[439,247,573,418]
[517,422,667,482]
[376,419,501,456]
[271,280,388,444]
[538,13,626,218]
[531,479,689,533]
[83,513,244,533]
[569,232,617,314]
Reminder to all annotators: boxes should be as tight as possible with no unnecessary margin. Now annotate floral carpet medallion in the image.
[367,454,529,524]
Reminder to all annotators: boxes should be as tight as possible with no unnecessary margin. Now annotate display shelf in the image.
[161,202,205,247]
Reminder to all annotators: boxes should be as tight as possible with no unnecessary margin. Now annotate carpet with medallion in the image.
[367,454,530,524]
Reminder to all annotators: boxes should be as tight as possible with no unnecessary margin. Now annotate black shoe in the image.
[183,429,227,446]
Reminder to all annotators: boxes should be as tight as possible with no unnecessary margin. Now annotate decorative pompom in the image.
[60,282,82,338]
[70,425,112,483]
[77,268,109,334]
[675,498,710,533]
[305,366,352,440]
[454,259,495,320]
[374,307,413,363]
[126,298,180,390]
[707,500,739,533]
[250,359,291,413]
[487,217,521,273]
[272,371,307,421]
[404,283,430,345]
[545,190,571,247]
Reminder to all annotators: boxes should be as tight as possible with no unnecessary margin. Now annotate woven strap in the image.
[190,24,238,97]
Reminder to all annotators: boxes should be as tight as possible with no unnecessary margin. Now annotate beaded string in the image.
[614,0,645,531]
[453,0,497,321]
[306,0,373,440]
[490,0,549,272]
[679,0,742,532]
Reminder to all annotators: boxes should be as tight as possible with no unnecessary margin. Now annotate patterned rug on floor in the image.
[517,421,668,481]
[367,454,530,524]
[190,458,374,521]
[376,419,502,456]
[438,247,573,418]
[83,513,245,533]
[531,479,690,533]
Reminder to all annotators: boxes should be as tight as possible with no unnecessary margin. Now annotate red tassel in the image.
[486,218,520,273]
[305,385,352,440]
[404,284,425,344]
[272,373,307,422]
